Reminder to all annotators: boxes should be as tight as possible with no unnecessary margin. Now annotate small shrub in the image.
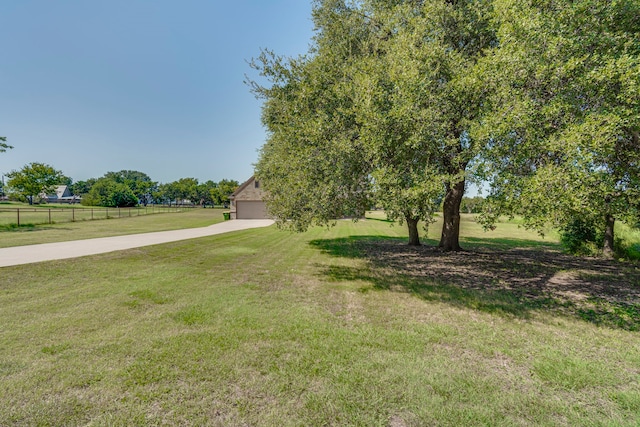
[623,243,640,260]
[561,218,640,259]
[559,217,603,256]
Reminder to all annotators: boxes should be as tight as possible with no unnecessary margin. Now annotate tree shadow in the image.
[460,236,561,251]
[309,236,640,331]
[0,224,70,233]
[0,224,38,232]
[364,216,397,224]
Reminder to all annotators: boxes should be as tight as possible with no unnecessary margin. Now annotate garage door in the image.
[236,201,268,219]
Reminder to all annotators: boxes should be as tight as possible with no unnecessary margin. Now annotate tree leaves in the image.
[477,0,640,256]
[6,162,64,205]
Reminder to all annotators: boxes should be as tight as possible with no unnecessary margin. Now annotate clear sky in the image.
[0,0,314,184]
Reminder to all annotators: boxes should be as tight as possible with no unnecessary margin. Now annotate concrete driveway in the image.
[0,219,274,268]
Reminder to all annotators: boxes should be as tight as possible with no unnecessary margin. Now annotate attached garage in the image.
[230,176,270,219]
[235,200,268,219]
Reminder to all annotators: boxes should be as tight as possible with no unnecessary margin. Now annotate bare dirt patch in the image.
[311,237,640,330]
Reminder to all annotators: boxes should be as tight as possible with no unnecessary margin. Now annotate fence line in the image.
[0,205,194,227]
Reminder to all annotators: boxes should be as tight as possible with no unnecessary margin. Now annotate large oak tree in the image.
[253,0,638,254]
[252,0,496,248]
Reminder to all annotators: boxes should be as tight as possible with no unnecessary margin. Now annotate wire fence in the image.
[0,205,194,227]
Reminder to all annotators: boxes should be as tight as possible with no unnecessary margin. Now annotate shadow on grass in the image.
[363,216,397,224]
[0,224,67,232]
[309,235,640,331]
[461,236,561,251]
[0,223,37,232]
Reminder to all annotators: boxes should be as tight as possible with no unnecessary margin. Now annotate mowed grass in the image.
[0,207,226,248]
[1,215,639,426]
[0,203,198,228]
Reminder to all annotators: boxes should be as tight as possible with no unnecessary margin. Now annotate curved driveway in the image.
[0,219,274,268]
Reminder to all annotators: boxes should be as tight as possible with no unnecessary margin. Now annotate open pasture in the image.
[0,207,225,248]
[0,202,201,229]
[1,214,638,426]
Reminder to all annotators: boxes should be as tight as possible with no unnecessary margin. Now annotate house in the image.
[229,176,269,219]
[43,185,78,203]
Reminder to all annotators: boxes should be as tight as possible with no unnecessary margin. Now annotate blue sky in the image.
[0,0,314,184]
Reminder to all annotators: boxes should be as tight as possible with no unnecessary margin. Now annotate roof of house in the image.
[43,185,71,199]
[231,176,257,198]
[55,185,70,198]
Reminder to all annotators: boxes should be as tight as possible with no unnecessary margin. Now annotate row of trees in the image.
[151,177,239,207]
[251,0,639,257]
[2,162,239,208]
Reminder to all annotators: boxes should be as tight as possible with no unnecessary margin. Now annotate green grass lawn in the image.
[0,204,196,228]
[1,214,639,426]
[0,207,226,248]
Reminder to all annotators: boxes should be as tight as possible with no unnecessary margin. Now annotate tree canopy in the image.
[81,178,138,208]
[79,170,158,207]
[153,178,238,206]
[252,0,639,256]
[70,178,97,196]
[103,170,157,204]
[212,179,239,206]
[476,0,640,257]
[6,162,64,205]
[253,0,496,248]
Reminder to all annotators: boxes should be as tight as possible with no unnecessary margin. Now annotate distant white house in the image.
[43,185,79,203]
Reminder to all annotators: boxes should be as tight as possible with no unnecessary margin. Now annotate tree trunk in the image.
[603,214,615,258]
[439,178,465,252]
[406,215,420,246]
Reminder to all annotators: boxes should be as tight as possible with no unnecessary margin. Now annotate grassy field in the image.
[1,214,639,426]
[0,207,226,248]
[0,202,212,230]
[0,205,189,227]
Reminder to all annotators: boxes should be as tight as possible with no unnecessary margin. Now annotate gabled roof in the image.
[231,175,257,197]
[55,185,71,198]
[43,185,71,199]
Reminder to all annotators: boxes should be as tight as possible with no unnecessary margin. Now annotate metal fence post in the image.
[17,208,20,226]
[49,209,52,224]
[72,208,75,222]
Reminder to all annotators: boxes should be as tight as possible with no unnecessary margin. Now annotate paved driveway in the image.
[0,219,274,267]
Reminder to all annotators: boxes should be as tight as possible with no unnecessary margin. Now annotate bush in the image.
[559,217,604,256]
[560,217,640,259]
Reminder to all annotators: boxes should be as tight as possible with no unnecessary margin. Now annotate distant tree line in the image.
[460,197,484,215]
[2,162,239,208]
